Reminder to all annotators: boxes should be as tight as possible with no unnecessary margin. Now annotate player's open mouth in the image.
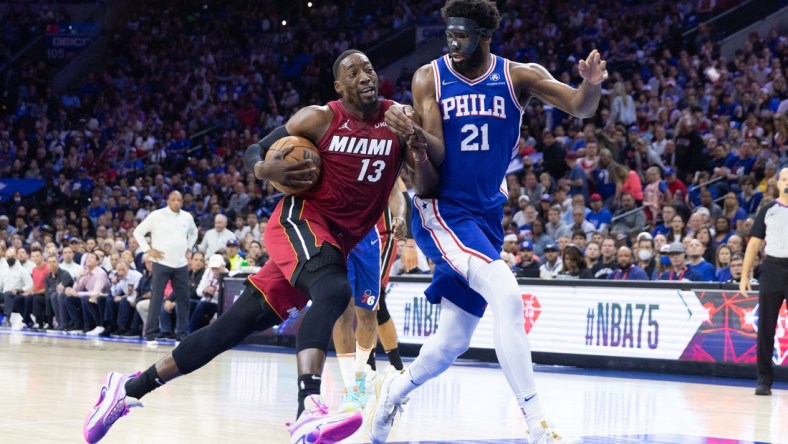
[451,53,465,62]
[359,86,376,98]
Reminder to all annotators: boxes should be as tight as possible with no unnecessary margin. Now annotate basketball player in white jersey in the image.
[370,1,607,443]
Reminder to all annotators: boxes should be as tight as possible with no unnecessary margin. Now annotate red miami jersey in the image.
[297,99,403,254]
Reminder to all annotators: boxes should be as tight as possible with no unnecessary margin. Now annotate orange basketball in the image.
[264,136,322,195]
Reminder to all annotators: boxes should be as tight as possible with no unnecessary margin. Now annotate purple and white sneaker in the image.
[83,372,143,443]
[288,395,363,444]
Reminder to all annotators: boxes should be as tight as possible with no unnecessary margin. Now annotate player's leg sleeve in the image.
[172,284,279,375]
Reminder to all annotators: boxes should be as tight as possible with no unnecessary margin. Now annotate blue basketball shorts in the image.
[347,227,381,311]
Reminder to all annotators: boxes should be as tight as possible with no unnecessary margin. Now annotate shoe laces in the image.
[383,398,407,425]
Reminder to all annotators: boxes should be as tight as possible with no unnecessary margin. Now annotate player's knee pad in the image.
[296,272,352,353]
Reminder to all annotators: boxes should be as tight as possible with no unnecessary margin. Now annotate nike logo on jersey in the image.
[371,239,379,245]
[524,394,536,402]
[441,94,507,120]
[339,120,352,131]
[441,79,457,86]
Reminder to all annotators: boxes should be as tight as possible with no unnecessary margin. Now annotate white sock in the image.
[337,353,356,388]
[516,390,546,433]
[354,343,372,374]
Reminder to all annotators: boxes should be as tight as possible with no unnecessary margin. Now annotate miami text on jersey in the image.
[327,136,394,155]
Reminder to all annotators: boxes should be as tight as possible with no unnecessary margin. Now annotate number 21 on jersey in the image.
[358,159,386,182]
[460,123,489,151]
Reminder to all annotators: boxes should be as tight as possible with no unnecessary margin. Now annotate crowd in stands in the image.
[497,0,788,283]
[0,0,785,333]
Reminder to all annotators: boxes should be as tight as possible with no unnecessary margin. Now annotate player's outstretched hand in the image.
[578,49,608,85]
[256,146,318,190]
[385,104,416,137]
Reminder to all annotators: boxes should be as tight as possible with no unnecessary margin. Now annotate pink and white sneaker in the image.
[288,395,363,444]
[83,372,143,443]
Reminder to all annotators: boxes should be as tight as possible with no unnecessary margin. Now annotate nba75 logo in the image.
[522,293,541,334]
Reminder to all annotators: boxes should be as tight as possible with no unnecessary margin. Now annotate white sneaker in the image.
[86,326,105,337]
[368,369,407,443]
[531,420,583,444]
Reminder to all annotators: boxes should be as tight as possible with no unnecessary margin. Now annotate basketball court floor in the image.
[1,330,785,444]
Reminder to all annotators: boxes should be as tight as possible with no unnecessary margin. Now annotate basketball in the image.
[264,135,322,195]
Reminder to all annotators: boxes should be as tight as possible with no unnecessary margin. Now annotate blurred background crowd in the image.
[1,0,786,335]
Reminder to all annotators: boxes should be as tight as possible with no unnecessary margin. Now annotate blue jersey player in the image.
[369,1,606,443]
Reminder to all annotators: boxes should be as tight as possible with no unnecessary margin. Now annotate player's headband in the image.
[446,17,492,56]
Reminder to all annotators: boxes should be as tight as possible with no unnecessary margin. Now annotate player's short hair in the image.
[441,0,501,32]
[333,49,365,80]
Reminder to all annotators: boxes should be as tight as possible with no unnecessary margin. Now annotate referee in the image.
[741,167,788,396]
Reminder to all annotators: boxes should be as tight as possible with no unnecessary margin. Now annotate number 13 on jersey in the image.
[358,159,386,182]
[460,123,489,151]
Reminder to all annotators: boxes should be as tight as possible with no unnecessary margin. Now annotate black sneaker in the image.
[156,332,176,341]
[755,383,772,396]
[120,329,141,338]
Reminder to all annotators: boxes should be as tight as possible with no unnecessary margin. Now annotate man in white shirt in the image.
[133,191,198,342]
[100,260,143,337]
[1,247,34,327]
[198,214,236,257]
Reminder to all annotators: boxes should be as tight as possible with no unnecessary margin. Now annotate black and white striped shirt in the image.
[751,200,788,258]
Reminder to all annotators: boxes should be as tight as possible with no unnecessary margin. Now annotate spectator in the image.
[685,239,716,281]
[712,216,733,247]
[45,254,74,331]
[726,253,758,285]
[1,247,34,327]
[545,205,570,240]
[652,205,676,237]
[568,205,595,242]
[557,245,593,279]
[585,193,612,234]
[65,252,110,335]
[563,152,589,202]
[642,166,669,226]
[610,193,646,240]
[538,243,563,279]
[513,241,540,277]
[715,245,733,283]
[658,242,703,282]
[521,172,544,204]
[584,241,601,270]
[607,246,649,281]
[24,248,49,329]
[726,234,745,255]
[198,214,237,257]
[225,239,244,271]
[663,167,687,205]
[529,218,553,259]
[612,164,643,205]
[100,260,143,337]
[695,226,716,264]
[190,254,226,333]
[635,235,657,280]
[722,192,748,232]
[738,176,763,216]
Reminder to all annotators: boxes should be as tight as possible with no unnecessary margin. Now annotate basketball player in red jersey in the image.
[83,50,438,444]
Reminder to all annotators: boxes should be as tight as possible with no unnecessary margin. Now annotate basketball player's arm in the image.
[511,50,607,118]
[243,105,329,187]
[388,182,407,240]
